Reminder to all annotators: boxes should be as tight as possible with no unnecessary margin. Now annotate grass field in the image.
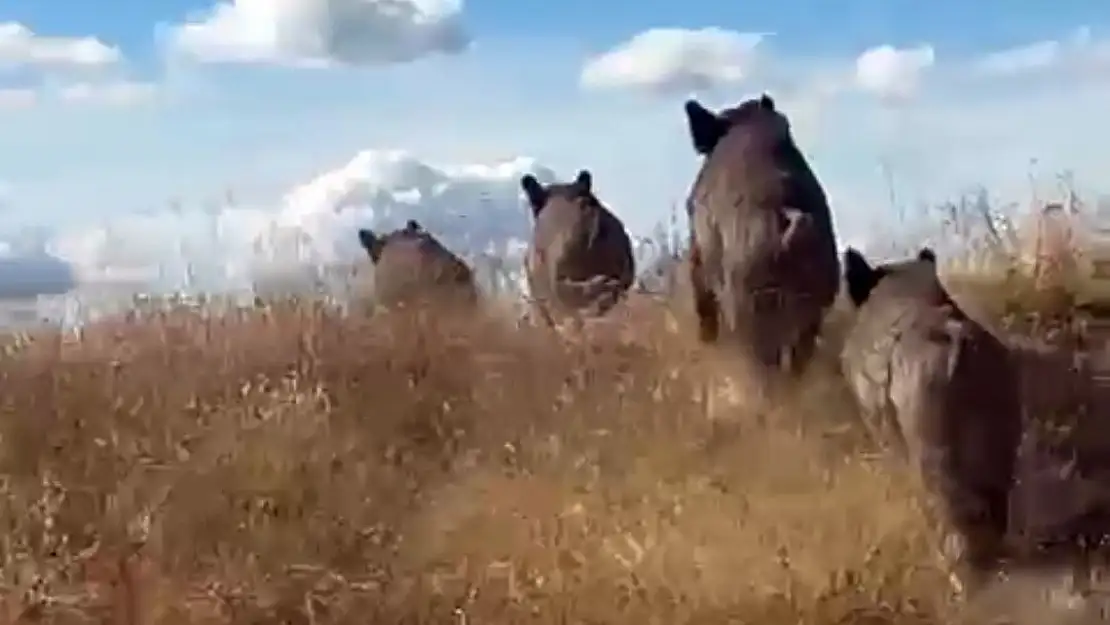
[0,235,1103,624]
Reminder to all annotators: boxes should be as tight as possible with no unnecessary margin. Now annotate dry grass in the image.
[0,290,1092,625]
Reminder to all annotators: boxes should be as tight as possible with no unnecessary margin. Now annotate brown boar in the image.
[683,93,839,384]
[520,169,635,327]
[357,219,479,311]
[840,246,1022,596]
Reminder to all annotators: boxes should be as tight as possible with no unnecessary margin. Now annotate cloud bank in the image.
[29,150,553,300]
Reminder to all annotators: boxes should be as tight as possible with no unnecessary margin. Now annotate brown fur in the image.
[520,170,635,327]
[356,219,479,311]
[840,247,1021,596]
[682,94,839,384]
[1006,339,1110,597]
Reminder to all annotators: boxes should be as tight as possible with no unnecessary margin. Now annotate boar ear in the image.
[573,169,592,193]
[358,229,385,263]
[521,174,547,217]
[843,247,879,308]
[917,247,936,263]
[684,99,727,156]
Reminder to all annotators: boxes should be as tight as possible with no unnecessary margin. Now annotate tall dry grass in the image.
[0,295,980,625]
[1,287,1107,624]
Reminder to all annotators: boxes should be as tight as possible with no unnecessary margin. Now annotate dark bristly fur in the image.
[356,220,479,311]
[840,246,1022,596]
[682,93,840,386]
[520,169,635,327]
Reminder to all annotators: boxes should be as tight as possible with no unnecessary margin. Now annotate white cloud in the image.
[974,27,1110,79]
[56,81,158,106]
[580,28,764,94]
[0,22,120,68]
[167,0,470,67]
[855,44,934,102]
[0,23,144,111]
[276,148,554,261]
[975,40,1062,76]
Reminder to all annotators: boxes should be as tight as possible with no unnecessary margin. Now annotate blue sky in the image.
[7,0,1101,60]
[0,0,1108,256]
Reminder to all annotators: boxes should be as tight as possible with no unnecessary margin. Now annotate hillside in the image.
[0,261,1105,625]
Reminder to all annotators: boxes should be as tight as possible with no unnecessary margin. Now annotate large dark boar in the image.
[683,93,839,380]
[840,246,1022,596]
[356,219,479,311]
[520,169,635,327]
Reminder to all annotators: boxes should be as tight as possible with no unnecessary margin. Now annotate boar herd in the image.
[355,94,1109,599]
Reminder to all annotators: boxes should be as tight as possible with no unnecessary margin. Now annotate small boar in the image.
[356,219,479,311]
[683,93,840,383]
[840,246,1022,596]
[520,169,635,327]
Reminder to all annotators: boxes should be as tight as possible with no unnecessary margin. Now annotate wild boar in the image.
[683,93,839,383]
[520,169,635,327]
[840,246,1022,596]
[357,219,479,311]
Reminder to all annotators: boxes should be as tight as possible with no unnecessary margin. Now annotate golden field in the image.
[0,243,1102,624]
